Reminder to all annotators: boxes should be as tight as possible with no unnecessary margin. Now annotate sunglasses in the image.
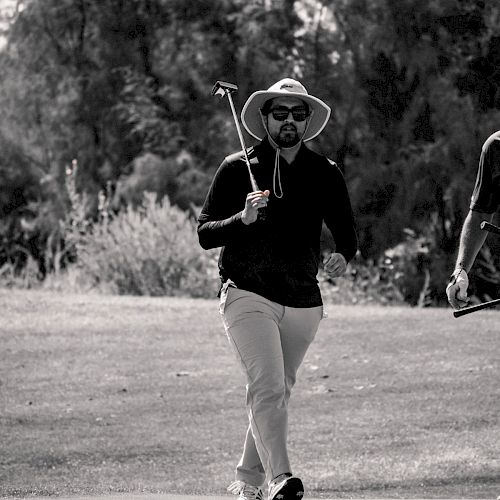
[267,106,310,122]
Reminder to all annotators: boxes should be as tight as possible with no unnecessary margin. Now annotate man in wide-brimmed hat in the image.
[198,78,358,500]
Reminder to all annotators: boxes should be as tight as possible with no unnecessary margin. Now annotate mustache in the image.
[280,124,297,132]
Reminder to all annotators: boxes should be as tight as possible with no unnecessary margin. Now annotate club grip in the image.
[480,220,500,235]
[453,298,500,317]
[248,174,267,221]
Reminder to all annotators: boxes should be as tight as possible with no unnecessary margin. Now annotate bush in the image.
[319,254,407,306]
[70,193,219,298]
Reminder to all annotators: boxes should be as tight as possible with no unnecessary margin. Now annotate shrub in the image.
[70,193,219,298]
[319,254,407,306]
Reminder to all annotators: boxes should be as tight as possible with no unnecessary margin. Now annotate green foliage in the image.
[319,259,407,307]
[2,0,500,304]
[380,227,444,307]
[0,132,68,277]
[0,251,40,288]
[71,192,219,298]
[113,152,211,211]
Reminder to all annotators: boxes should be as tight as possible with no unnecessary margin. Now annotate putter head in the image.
[212,80,238,97]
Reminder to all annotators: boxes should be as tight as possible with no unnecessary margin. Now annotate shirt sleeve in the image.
[322,160,358,262]
[197,159,248,250]
[470,138,500,213]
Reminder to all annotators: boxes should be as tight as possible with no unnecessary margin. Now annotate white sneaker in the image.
[268,474,304,500]
[227,480,265,500]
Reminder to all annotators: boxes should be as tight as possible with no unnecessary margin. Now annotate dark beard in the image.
[275,126,299,147]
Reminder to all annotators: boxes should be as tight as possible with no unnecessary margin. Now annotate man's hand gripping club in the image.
[242,190,271,225]
[446,267,470,309]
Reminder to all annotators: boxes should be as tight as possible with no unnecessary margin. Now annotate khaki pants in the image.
[220,284,323,487]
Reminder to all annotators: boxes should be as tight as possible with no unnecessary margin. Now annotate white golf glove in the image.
[446,267,470,309]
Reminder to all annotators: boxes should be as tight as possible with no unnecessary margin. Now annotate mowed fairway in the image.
[1,289,499,499]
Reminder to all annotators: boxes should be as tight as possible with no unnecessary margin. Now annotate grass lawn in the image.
[1,289,499,499]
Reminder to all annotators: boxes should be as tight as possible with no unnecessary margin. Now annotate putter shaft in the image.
[212,81,260,192]
[453,297,500,317]
[224,92,259,192]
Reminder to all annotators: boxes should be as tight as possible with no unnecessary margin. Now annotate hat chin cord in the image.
[259,111,313,199]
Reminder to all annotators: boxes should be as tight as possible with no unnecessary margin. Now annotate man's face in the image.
[264,97,310,148]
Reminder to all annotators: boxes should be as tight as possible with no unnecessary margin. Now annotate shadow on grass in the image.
[315,473,500,498]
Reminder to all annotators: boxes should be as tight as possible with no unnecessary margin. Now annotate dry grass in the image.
[1,289,499,499]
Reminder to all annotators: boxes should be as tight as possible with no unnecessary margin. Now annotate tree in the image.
[2,0,500,304]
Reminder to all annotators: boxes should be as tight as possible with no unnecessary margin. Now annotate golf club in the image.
[480,220,500,235]
[453,219,500,318]
[211,80,259,192]
[453,297,500,317]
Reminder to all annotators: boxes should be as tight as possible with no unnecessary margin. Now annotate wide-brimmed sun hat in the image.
[241,78,331,142]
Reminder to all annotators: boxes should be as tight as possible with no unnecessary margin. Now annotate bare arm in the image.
[446,210,493,309]
[455,210,494,272]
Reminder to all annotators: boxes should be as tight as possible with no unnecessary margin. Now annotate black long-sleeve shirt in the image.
[198,138,358,307]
